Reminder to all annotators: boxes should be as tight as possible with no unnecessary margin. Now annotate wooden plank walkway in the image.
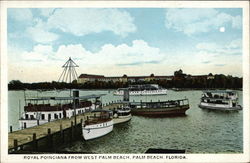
[8,113,92,149]
[8,103,123,150]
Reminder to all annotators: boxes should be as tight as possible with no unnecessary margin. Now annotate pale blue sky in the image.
[8,8,242,82]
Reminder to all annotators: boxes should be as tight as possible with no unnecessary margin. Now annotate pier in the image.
[8,102,123,153]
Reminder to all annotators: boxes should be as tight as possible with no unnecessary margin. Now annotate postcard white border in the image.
[1,1,249,163]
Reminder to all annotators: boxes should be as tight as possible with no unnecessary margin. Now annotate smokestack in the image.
[73,90,79,107]
[123,88,129,102]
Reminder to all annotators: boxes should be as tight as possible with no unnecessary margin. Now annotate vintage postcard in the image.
[1,1,249,163]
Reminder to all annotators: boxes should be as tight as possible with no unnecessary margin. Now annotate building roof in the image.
[79,74,105,78]
[79,73,174,79]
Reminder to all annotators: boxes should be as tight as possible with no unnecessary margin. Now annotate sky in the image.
[7,8,243,83]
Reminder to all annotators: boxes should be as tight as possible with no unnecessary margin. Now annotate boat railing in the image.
[85,117,112,125]
[24,101,93,112]
[19,117,39,120]
[130,98,189,108]
[201,97,231,100]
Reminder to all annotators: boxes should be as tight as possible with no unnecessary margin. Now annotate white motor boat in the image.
[82,110,113,140]
[198,90,242,111]
[113,106,132,124]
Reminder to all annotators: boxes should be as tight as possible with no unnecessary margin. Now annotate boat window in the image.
[207,92,212,97]
[59,113,62,118]
[214,95,219,98]
[48,114,51,120]
[41,114,45,120]
[25,114,29,119]
[54,113,58,119]
[30,115,34,120]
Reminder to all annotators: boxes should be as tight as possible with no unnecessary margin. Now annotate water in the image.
[8,90,243,153]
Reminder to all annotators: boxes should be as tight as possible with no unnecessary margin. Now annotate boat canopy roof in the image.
[201,97,235,101]
[91,109,112,113]
[26,94,106,101]
[202,90,236,93]
[130,98,189,106]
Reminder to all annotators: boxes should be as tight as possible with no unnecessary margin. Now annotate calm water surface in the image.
[8,90,243,153]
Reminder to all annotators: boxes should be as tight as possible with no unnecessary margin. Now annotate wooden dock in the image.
[8,103,123,153]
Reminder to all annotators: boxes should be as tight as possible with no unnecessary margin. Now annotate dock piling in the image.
[47,128,52,150]
[10,126,12,133]
[48,128,51,135]
[33,133,37,151]
[70,121,73,142]
[14,139,18,151]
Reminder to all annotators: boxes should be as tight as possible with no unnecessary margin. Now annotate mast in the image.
[58,57,79,125]
[23,90,27,106]
[19,99,21,119]
[58,57,79,96]
[58,57,79,84]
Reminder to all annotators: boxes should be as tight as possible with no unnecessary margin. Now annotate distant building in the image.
[77,73,174,84]
[77,72,214,84]
[78,74,105,83]
[207,73,215,80]
[186,74,215,80]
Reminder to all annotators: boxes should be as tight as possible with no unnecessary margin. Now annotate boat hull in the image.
[82,120,113,140]
[113,114,132,124]
[131,105,189,117]
[198,104,242,111]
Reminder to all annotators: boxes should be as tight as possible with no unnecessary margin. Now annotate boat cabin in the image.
[200,90,240,109]
[19,92,106,129]
[85,110,113,125]
[130,99,189,109]
[202,90,238,100]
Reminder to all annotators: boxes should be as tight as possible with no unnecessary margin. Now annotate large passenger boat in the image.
[82,110,113,140]
[130,99,189,116]
[113,84,167,96]
[19,91,104,129]
[198,90,242,111]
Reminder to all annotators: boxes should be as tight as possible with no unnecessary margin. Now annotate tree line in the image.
[8,74,242,90]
